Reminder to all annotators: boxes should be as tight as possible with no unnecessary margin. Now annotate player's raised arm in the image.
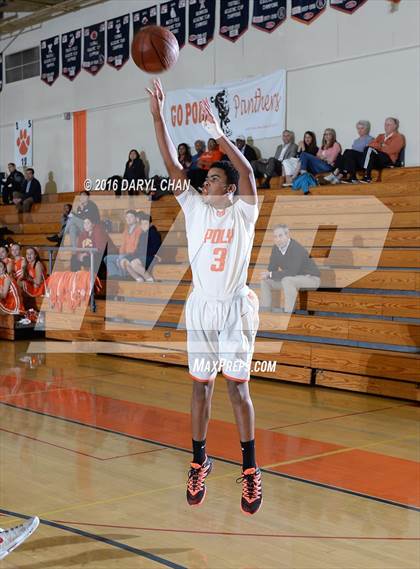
[200,99,257,205]
[146,78,187,195]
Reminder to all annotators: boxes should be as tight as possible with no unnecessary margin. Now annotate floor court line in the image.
[267,402,414,430]
[0,508,187,569]
[2,401,419,514]
[51,521,420,541]
[0,427,165,461]
[263,433,417,469]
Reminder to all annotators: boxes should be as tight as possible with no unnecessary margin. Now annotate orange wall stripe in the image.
[73,110,87,193]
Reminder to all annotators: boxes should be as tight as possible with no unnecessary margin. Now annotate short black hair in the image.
[8,163,16,167]
[209,161,239,186]
[137,211,152,222]
[125,209,137,217]
[80,190,90,196]
[26,168,34,175]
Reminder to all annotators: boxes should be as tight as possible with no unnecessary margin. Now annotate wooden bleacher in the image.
[0,166,419,400]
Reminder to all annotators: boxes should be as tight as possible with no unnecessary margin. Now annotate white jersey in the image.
[175,187,259,299]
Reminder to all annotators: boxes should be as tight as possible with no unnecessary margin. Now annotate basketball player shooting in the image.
[147,79,262,515]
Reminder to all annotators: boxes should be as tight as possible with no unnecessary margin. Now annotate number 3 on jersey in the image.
[211,247,227,272]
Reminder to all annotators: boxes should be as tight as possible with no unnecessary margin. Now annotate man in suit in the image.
[2,163,24,205]
[252,130,298,188]
[235,135,257,163]
[13,168,42,213]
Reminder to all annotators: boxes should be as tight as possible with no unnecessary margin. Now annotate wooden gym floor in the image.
[0,341,419,568]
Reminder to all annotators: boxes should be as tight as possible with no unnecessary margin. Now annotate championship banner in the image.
[107,14,130,69]
[0,53,3,92]
[291,0,327,24]
[330,0,367,14]
[83,22,105,75]
[15,119,33,168]
[40,35,59,86]
[160,0,186,49]
[188,0,216,50]
[252,0,286,32]
[220,0,249,42]
[133,5,158,35]
[62,29,82,81]
[165,70,285,145]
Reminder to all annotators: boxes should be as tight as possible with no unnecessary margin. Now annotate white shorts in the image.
[185,288,259,382]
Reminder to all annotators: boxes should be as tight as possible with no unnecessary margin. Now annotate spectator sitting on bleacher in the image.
[13,168,41,213]
[188,140,206,188]
[178,143,193,170]
[260,224,321,313]
[21,247,46,298]
[47,203,72,244]
[105,209,142,278]
[298,129,342,177]
[0,246,12,274]
[252,130,298,189]
[187,138,224,191]
[190,140,205,169]
[0,260,24,315]
[282,131,318,186]
[359,117,405,184]
[123,149,146,194]
[71,217,112,278]
[2,163,24,205]
[198,138,224,170]
[324,120,374,184]
[121,212,161,283]
[235,135,257,162]
[10,243,26,281]
[65,191,100,249]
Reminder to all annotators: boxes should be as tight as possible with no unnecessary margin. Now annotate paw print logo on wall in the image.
[17,129,31,155]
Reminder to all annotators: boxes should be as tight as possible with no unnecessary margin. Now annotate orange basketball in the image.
[131,25,179,74]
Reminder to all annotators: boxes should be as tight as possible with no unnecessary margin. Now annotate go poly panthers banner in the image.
[133,5,158,35]
[0,53,3,92]
[252,0,287,32]
[330,0,367,13]
[188,0,216,50]
[220,0,249,42]
[291,0,327,24]
[62,29,82,81]
[83,22,105,75]
[165,69,285,145]
[160,0,186,49]
[40,35,59,86]
[107,14,130,69]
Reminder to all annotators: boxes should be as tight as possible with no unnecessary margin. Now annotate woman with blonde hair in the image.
[298,128,342,176]
[10,242,26,281]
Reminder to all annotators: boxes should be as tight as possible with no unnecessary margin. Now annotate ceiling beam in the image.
[0,0,107,35]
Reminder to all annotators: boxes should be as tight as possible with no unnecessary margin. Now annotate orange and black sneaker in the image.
[186,457,213,506]
[237,467,263,515]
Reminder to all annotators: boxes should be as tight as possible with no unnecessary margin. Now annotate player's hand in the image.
[200,99,224,140]
[260,270,271,280]
[146,78,165,119]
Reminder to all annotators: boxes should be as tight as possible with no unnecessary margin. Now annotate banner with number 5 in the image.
[15,119,33,168]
